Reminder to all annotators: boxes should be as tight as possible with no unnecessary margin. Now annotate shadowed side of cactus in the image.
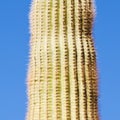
[26,0,99,120]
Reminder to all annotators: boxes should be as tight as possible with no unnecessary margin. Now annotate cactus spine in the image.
[26,0,99,120]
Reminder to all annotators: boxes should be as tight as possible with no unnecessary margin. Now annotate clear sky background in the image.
[0,0,120,120]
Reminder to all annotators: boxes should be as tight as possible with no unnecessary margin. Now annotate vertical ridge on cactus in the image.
[26,0,99,120]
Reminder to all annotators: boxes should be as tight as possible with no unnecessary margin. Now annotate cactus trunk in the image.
[26,0,99,120]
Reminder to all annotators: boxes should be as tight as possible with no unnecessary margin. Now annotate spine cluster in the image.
[26,0,99,120]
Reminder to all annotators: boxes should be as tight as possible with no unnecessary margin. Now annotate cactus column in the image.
[26,0,99,120]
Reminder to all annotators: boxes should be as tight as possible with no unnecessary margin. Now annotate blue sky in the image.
[0,0,120,120]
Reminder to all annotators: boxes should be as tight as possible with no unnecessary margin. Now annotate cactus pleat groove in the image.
[26,0,99,120]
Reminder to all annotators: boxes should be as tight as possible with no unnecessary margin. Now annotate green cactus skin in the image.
[26,0,99,120]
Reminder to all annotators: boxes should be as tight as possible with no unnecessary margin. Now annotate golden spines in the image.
[66,0,79,120]
[87,1,99,119]
[26,0,99,120]
[81,0,94,119]
[51,0,61,119]
[74,1,88,119]
[87,0,99,119]
[46,1,53,119]
[27,1,42,120]
[59,0,71,119]
[80,0,99,119]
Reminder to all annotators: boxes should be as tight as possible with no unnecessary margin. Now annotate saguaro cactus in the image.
[26,0,99,120]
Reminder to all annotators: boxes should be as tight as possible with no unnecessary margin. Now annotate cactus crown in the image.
[26,0,99,120]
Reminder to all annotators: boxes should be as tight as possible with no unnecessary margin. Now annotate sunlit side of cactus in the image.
[26,0,99,120]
